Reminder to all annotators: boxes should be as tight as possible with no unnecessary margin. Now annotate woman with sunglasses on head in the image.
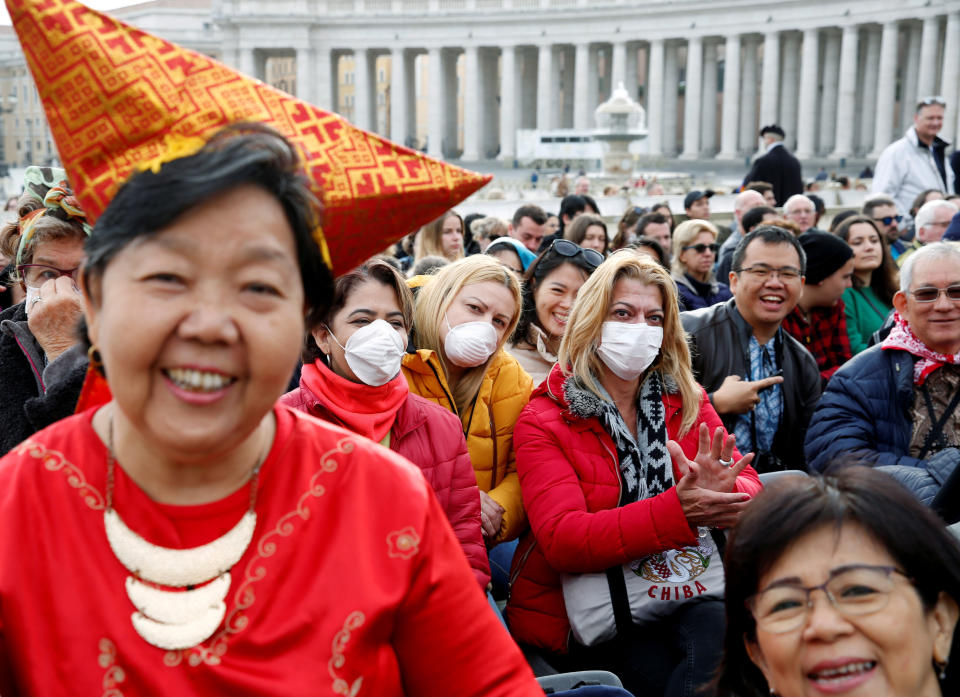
[716,467,960,697]
[670,219,732,311]
[0,166,91,455]
[509,239,603,386]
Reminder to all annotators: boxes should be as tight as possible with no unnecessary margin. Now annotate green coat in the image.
[843,286,892,355]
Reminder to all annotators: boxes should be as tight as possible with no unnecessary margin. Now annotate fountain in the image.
[592,82,648,176]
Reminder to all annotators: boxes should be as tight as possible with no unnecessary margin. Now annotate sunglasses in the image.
[918,95,946,108]
[682,243,719,254]
[872,215,903,226]
[910,285,960,303]
[550,238,604,268]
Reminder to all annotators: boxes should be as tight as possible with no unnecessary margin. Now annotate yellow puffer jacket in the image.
[402,348,533,543]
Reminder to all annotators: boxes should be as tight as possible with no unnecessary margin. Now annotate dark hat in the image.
[760,124,786,138]
[798,232,854,285]
[683,189,715,210]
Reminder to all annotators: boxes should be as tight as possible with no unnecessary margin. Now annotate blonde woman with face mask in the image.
[403,255,532,546]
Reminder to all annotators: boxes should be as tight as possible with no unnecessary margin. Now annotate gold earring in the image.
[87,344,104,376]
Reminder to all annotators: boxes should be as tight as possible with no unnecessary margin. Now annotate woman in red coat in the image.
[507,251,762,696]
[280,258,489,588]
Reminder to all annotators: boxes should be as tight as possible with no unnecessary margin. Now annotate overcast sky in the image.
[0,1,150,25]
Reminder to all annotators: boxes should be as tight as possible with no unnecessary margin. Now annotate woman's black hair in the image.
[833,215,898,306]
[511,243,596,347]
[629,236,667,268]
[715,467,960,697]
[82,122,333,330]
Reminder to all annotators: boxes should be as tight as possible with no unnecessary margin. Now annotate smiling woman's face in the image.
[85,184,305,460]
[745,523,958,697]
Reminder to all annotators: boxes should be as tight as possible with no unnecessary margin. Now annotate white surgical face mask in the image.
[444,316,499,368]
[327,319,406,387]
[23,286,40,317]
[597,321,663,380]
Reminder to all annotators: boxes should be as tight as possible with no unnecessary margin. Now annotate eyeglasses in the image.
[872,215,903,226]
[746,564,911,635]
[682,243,719,254]
[549,238,605,269]
[910,285,960,303]
[734,264,802,281]
[16,263,81,288]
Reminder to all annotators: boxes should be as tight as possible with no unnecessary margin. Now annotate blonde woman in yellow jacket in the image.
[403,256,533,545]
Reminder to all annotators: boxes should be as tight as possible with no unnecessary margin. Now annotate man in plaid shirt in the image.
[782,233,856,385]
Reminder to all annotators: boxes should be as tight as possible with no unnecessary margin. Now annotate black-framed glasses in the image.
[16,264,81,288]
[682,243,719,254]
[734,264,802,281]
[872,215,903,226]
[910,285,960,303]
[549,238,604,268]
[746,564,911,635]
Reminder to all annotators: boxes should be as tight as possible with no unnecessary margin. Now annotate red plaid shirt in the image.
[782,300,852,382]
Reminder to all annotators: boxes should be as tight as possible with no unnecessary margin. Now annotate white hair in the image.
[783,194,814,214]
[899,242,960,292]
[915,199,958,230]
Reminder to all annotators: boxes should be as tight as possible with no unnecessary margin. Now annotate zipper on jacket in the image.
[425,358,458,417]
[599,437,624,506]
[508,537,537,597]
[488,401,498,491]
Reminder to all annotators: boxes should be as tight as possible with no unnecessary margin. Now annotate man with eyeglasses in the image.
[682,225,822,473]
[782,194,822,235]
[872,97,954,229]
[806,242,960,501]
[897,200,960,268]
[862,194,909,259]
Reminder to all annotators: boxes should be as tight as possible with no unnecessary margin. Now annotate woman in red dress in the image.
[0,125,541,695]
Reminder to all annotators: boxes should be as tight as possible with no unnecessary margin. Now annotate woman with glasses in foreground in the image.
[716,466,960,697]
[0,166,91,455]
[670,219,732,311]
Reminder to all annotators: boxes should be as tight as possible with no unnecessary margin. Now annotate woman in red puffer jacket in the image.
[506,252,761,697]
[280,259,489,588]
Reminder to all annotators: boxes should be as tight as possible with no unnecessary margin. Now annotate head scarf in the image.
[881,312,960,385]
[14,166,91,265]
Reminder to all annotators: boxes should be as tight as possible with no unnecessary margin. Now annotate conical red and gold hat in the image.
[4,0,491,275]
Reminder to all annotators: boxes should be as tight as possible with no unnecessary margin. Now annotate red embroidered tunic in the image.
[0,406,540,696]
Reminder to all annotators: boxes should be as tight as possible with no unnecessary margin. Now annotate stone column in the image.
[586,45,600,119]
[646,38,664,157]
[462,46,480,161]
[519,48,538,129]
[795,28,819,160]
[780,33,800,149]
[296,47,314,105]
[917,16,941,101]
[442,50,458,154]
[481,50,500,157]
[701,42,718,155]
[427,47,444,159]
[390,47,408,146]
[759,31,780,128]
[560,47,574,128]
[315,47,334,111]
[353,48,372,131]
[719,34,741,160]
[680,36,703,159]
[574,42,590,130]
[942,12,960,145]
[537,43,554,131]
[611,40,627,93]
[625,45,639,101]
[869,21,899,158]
[859,28,881,155]
[739,38,758,154]
[240,48,256,78]
[498,45,517,160]
[901,24,922,130]
[818,30,841,155]
[663,42,679,156]
[829,25,860,159]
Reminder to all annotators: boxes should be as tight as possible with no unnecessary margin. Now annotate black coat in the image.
[0,303,87,456]
[680,299,822,472]
[742,145,804,207]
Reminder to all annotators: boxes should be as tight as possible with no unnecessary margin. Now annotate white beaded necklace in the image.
[102,414,262,651]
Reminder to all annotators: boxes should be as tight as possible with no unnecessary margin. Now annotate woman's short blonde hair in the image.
[412,255,522,411]
[558,250,702,436]
[413,210,464,262]
[671,219,718,275]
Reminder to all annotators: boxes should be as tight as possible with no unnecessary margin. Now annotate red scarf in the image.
[881,312,960,385]
[300,359,409,442]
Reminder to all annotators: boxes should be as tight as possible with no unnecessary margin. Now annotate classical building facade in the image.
[1,0,959,165]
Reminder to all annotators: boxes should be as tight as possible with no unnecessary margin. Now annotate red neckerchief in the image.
[881,312,960,385]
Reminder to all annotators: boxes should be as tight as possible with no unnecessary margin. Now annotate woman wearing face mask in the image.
[506,251,761,697]
[403,255,533,546]
[279,259,489,588]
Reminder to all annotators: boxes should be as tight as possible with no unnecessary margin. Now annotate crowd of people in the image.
[2,6,960,690]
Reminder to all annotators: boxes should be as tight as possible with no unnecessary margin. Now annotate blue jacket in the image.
[943,210,960,242]
[805,344,960,504]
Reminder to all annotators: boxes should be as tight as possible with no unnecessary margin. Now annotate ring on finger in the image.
[718,457,734,468]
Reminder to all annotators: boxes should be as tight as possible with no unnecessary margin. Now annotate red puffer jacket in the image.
[280,383,490,589]
[505,364,762,653]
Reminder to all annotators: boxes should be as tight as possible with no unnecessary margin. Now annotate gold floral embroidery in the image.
[98,638,126,697]
[329,611,365,696]
[386,526,420,560]
[163,437,357,667]
[17,439,105,510]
